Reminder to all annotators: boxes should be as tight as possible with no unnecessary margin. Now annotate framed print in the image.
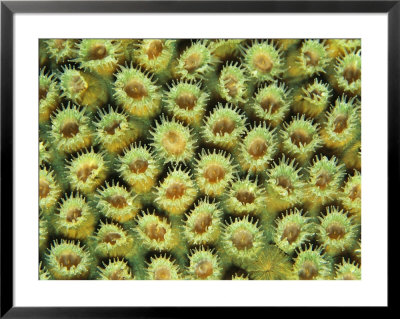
[0,0,394,317]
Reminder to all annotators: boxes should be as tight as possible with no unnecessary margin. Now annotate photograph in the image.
[38,38,362,281]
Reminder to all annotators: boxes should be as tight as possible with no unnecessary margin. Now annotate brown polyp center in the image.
[39,178,50,199]
[276,176,293,194]
[315,171,331,190]
[184,53,202,73]
[298,261,318,280]
[39,86,48,101]
[66,208,82,223]
[109,269,124,280]
[304,50,319,66]
[61,121,80,138]
[162,131,186,155]
[147,40,164,60]
[194,213,212,234]
[154,266,171,280]
[248,138,268,159]
[281,223,301,244]
[290,129,311,147]
[58,251,81,270]
[326,222,346,240]
[129,159,148,174]
[260,96,281,114]
[195,260,213,279]
[343,273,356,280]
[175,92,197,110]
[165,182,186,199]
[349,184,361,201]
[310,89,322,100]
[333,114,348,133]
[89,43,108,60]
[76,163,98,183]
[104,121,121,135]
[232,229,253,250]
[145,223,166,241]
[107,195,128,209]
[223,75,238,97]
[124,80,148,100]
[343,65,361,84]
[236,190,255,205]
[71,75,86,93]
[203,164,225,183]
[212,117,236,136]
[103,232,122,245]
[54,39,66,50]
[253,53,273,73]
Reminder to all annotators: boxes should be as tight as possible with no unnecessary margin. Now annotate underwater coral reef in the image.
[39,39,361,280]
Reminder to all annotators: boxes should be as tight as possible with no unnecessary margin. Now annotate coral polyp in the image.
[218,62,248,104]
[66,148,107,194]
[134,210,176,251]
[113,64,161,117]
[135,39,176,74]
[224,175,265,216]
[187,247,222,280]
[150,116,196,164]
[306,155,346,208]
[202,103,246,150]
[293,245,331,280]
[326,39,361,59]
[117,143,160,194]
[265,156,305,213]
[46,240,92,280]
[93,222,133,258]
[44,39,78,64]
[73,39,123,76]
[251,81,292,127]
[183,197,223,245]
[154,166,197,215]
[50,103,92,153]
[334,49,361,95]
[194,149,237,197]
[297,39,330,77]
[163,80,209,126]
[238,122,278,174]
[221,215,264,263]
[39,167,61,214]
[334,258,361,280]
[293,79,332,118]
[274,208,314,254]
[39,68,60,123]
[94,106,138,153]
[176,41,215,80]
[39,38,361,280]
[281,114,322,164]
[209,39,243,61]
[97,258,133,280]
[146,254,182,280]
[95,181,141,223]
[242,40,284,82]
[321,96,360,149]
[59,65,108,109]
[341,170,361,221]
[317,206,359,255]
[55,193,96,240]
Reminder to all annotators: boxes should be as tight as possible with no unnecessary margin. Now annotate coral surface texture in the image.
[39,39,361,280]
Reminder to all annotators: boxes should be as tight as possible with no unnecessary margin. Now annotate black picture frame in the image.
[0,0,394,317]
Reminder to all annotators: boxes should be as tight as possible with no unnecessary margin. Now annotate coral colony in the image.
[39,39,361,280]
